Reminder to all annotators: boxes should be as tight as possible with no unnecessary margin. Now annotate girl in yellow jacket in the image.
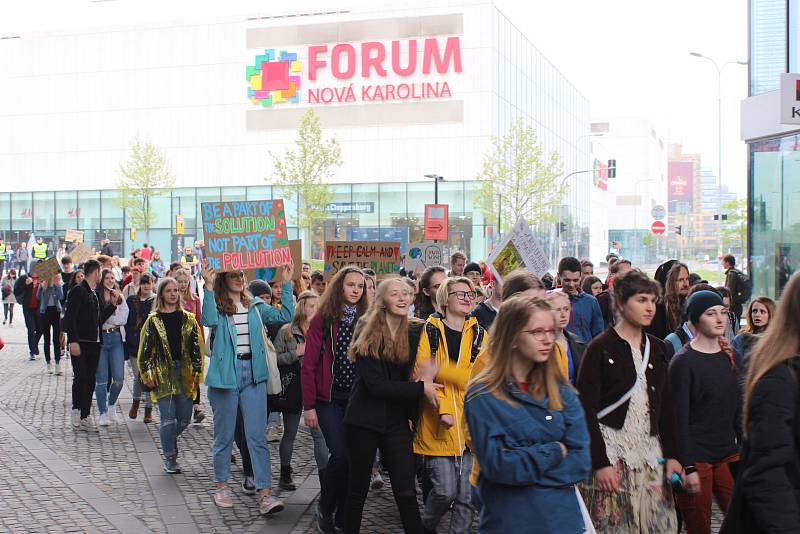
[413,276,489,533]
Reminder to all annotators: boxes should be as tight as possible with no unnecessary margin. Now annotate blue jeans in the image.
[95,331,125,414]
[157,386,193,460]
[316,395,349,522]
[208,358,272,490]
[280,411,329,469]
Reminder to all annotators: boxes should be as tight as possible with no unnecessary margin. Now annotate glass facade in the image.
[750,0,787,95]
[0,181,490,263]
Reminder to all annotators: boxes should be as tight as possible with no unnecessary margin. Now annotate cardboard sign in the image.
[324,241,401,280]
[201,199,290,272]
[64,229,84,243]
[244,239,302,283]
[69,242,93,265]
[423,204,449,241]
[487,217,550,281]
[403,242,444,275]
[33,257,60,281]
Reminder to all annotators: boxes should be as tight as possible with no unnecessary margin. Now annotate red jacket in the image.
[301,313,340,410]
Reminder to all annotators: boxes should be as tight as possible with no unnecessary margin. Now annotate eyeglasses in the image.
[521,328,556,341]
[448,290,476,301]
[226,271,245,280]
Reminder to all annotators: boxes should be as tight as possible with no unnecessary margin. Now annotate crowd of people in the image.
[1,240,798,534]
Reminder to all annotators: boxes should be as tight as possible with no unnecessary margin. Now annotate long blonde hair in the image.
[154,277,183,313]
[283,290,318,343]
[743,273,800,434]
[174,268,197,302]
[470,296,565,410]
[348,278,413,364]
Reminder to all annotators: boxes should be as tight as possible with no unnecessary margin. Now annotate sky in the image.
[0,0,749,195]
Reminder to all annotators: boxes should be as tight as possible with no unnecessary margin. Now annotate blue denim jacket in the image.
[202,284,294,389]
[464,381,591,534]
[37,284,64,314]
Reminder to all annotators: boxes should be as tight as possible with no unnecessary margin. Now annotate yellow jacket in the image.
[412,314,489,457]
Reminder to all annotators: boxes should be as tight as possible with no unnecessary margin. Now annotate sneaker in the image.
[370,470,385,490]
[193,408,206,424]
[241,476,256,495]
[163,457,181,474]
[98,413,110,427]
[79,418,99,432]
[259,494,284,516]
[55,361,63,376]
[316,507,336,534]
[107,404,116,423]
[214,487,234,508]
[46,362,53,374]
[267,425,281,443]
[70,409,81,429]
[28,353,35,361]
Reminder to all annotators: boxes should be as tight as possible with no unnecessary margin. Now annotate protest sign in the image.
[201,199,290,272]
[33,257,60,281]
[69,242,93,265]
[403,242,444,275]
[324,241,401,280]
[64,229,84,243]
[244,239,302,282]
[487,217,550,281]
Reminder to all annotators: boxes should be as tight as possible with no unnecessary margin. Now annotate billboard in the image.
[668,162,694,204]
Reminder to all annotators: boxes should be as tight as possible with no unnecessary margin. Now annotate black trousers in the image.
[22,306,42,355]
[234,405,254,478]
[71,343,100,418]
[40,306,61,363]
[344,422,422,534]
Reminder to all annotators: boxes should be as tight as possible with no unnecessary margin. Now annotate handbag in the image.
[268,360,303,414]
[261,323,282,395]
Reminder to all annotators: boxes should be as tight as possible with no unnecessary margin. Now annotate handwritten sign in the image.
[33,257,60,281]
[403,242,444,275]
[64,229,84,243]
[244,239,302,283]
[487,217,550,281]
[201,200,290,272]
[69,242,93,265]
[324,241,401,280]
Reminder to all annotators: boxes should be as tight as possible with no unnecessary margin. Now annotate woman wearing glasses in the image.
[413,276,489,534]
[201,261,294,515]
[576,269,683,533]
[465,296,591,533]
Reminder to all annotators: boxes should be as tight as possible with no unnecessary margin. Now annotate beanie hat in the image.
[248,279,271,298]
[464,262,482,275]
[686,290,724,325]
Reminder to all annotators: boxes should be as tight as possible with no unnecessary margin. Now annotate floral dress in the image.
[582,345,677,533]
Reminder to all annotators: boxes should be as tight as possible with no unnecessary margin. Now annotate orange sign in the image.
[424,204,448,241]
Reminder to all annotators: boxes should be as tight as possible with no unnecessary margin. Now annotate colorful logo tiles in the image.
[246,49,302,107]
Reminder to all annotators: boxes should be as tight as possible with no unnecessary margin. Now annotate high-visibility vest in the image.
[0,243,5,260]
[33,242,48,259]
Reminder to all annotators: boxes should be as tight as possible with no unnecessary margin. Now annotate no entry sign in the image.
[651,220,666,235]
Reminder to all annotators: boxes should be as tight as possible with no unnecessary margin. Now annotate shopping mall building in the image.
[0,2,591,262]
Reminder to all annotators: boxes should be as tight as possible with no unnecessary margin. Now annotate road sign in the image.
[651,205,666,220]
[651,221,666,235]
[424,204,448,241]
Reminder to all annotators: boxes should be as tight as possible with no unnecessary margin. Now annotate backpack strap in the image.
[425,321,440,360]
[470,323,485,364]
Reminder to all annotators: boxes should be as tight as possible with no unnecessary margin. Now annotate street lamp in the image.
[689,52,747,282]
[424,173,444,204]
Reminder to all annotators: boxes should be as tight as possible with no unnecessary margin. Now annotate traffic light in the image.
[558,222,568,234]
[674,225,682,236]
[713,214,728,221]
[608,159,617,179]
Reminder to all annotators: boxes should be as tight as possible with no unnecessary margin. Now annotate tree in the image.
[721,198,747,255]
[117,138,175,243]
[475,118,566,233]
[270,109,342,254]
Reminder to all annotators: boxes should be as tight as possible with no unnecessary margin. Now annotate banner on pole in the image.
[324,241,401,281]
[487,217,550,281]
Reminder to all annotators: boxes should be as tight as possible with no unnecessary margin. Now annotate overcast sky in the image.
[0,0,749,194]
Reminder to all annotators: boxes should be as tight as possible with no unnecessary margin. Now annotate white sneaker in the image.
[98,413,110,426]
[55,360,63,376]
[47,362,53,374]
[79,418,99,432]
[107,404,116,423]
[70,409,80,429]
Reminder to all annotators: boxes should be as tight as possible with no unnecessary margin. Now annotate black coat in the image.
[63,281,116,344]
[566,330,586,380]
[343,321,425,433]
[721,357,800,534]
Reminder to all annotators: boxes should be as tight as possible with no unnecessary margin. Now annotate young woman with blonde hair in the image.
[721,273,800,533]
[174,268,205,423]
[343,278,441,533]
[465,296,591,533]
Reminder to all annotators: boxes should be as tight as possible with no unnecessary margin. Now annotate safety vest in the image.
[0,243,5,260]
[33,242,47,259]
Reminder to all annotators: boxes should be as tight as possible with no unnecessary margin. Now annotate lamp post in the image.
[424,173,443,205]
[689,52,747,282]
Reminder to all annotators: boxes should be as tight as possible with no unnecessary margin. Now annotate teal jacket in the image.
[202,282,294,389]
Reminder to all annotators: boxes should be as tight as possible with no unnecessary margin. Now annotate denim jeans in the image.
[280,411,329,469]
[316,395,349,522]
[208,358,272,490]
[421,452,475,533]
[157,363,194,460]
[129,358,152,407]
[95,331,125,414]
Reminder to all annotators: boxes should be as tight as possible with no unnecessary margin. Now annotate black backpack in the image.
[425,314,484,364]
[730,269,752,306]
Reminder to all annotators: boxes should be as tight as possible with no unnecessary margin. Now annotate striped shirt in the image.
[233,302,250,355]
